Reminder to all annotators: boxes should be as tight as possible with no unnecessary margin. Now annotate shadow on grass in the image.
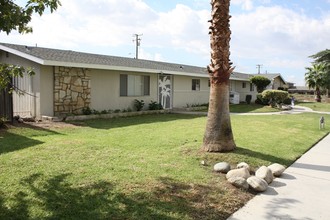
[0,122,60,155]
[0,174,247,220]
[235,146,292,166]
[68,113,205,130]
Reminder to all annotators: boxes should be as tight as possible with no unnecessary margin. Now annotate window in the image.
[250,83,255,92]
[242,82,246,88]
[192,79,200,91]
[120,74,150,96]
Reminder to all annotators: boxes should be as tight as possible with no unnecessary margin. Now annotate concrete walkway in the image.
[228,133,330,220]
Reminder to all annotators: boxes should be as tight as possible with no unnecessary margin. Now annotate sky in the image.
[1,0,330,86]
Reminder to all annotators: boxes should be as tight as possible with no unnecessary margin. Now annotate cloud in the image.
[1,0,329,86]
[1,0,210,60]
[232,0,254,11]
[230,5,330,77]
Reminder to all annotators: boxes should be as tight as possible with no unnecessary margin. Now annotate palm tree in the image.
[202,0,236,152]
[310,49,330,97]
[305,63,327,102]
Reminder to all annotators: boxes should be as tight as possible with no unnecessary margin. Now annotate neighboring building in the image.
[1,43,281,119]
[288,86,315,94]
[253,73,287,90]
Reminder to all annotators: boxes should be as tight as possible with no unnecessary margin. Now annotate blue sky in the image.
[2,0,330,85]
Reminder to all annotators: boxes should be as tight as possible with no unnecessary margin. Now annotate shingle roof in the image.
[0,42,208,75]
[0,42,251,81]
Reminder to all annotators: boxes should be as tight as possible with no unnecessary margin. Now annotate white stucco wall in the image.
[172,75,210,108]
[39,66,54,117]
[230,80,257,102]
[90,69,158,111]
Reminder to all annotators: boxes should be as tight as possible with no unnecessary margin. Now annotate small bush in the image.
[114,109,121,113]
[0,117,6,128]
[262,90,289,107]
[283,97,292,105]
[255,94,269,105]
[101,110,108,114]
[82,107,92,115]
[245,95,252,104]
[92,109,100,115]
[149,101,163,110]
[134,99,145,111]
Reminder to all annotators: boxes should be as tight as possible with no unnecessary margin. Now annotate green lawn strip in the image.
[296,101,330,112]
[229,104,281,113]
[0,113,329,219]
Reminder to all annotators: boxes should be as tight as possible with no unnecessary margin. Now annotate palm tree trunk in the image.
[202,0,236,152]
[203,83,235,151]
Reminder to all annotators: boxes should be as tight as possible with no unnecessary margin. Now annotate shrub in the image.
[262,90,289,107]
[114,109,121,113]
[92,109,100,115]
[255,94,269,105]
[149,101,163,110]
[101,110,108,114]
[0,117,6,128]
[245,95,252,104]
[82,107,92,115]
[134,99,145,111]
[283,97,292,105]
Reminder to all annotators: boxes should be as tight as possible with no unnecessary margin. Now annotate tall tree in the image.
[202,0,236,152]
[310,49,330,63]
[305,63,327,102]
[310,49,330,97]
[250,75,271,93]
[0,0,61,91]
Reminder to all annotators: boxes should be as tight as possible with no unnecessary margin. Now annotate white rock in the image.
[214,162,231,173]
[268,163,286,177]
[247,176,268,192]
[226,168,250,180]
[237,162,250,171]
[228,177,249,190]
[256,166,273,184]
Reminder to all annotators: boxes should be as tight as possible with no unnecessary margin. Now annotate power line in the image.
[132,34,142,59]
[256,64,263,74]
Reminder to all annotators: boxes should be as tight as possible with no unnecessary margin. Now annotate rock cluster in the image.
[213,161,286,192]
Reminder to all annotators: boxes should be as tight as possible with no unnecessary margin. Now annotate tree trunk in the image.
[202,0,236,152]
[203,83,235,151]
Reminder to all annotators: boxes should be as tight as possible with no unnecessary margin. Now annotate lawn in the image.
[296,101,330,112]
[230,103,280,113]
[195,104,281,113]
[0,113,329,219]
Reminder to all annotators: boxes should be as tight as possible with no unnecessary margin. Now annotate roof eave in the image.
[0,44,45,64]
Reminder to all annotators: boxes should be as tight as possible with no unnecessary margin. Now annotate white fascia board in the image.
[0,45,45,64]
[44,60,209,78]
[229,77,250,82]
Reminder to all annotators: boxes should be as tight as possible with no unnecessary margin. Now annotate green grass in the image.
[230,104,280,113]
[0,113,329,219]
[296,101,330,112]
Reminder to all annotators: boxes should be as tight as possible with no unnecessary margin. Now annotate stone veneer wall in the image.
[54,67,91,115]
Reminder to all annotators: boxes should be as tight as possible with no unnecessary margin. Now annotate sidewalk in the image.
[228,133,330,220]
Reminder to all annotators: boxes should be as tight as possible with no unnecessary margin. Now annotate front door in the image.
[158,74,172,109]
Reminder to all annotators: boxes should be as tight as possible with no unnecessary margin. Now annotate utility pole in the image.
[133,34,142,59]
[256,64,263,74]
